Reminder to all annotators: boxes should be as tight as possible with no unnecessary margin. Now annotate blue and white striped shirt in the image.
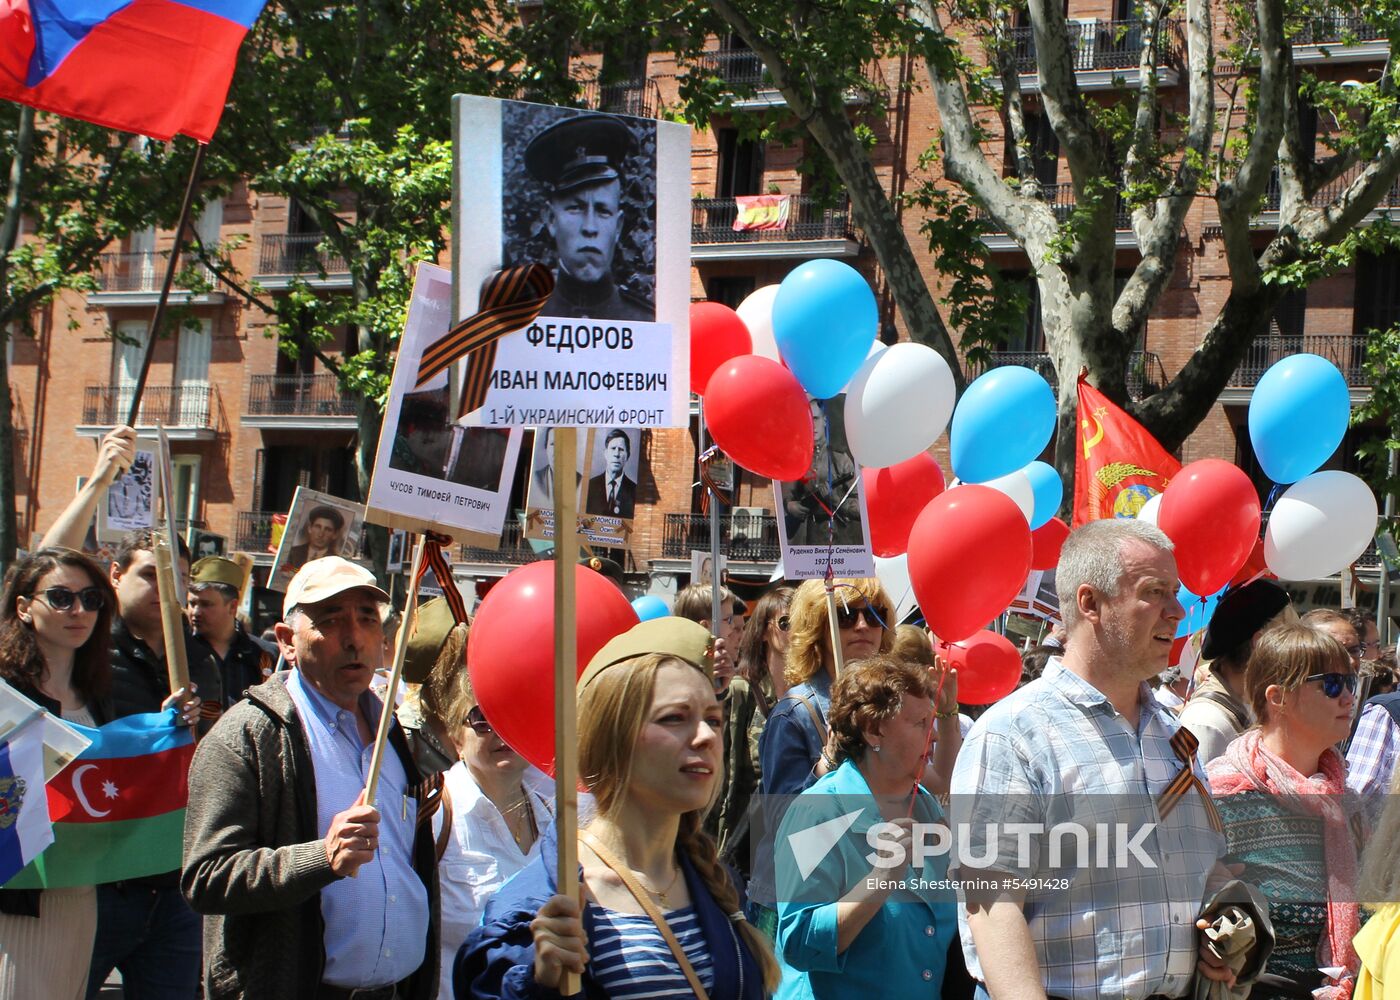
[286,670,429,989]
[588,904,715,998]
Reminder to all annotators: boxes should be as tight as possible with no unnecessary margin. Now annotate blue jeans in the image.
[86,884,201,999]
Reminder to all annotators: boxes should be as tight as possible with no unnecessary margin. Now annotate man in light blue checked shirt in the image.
[950,520,1238,1000]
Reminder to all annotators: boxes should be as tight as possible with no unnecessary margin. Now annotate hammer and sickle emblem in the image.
[1081,406,1107,460]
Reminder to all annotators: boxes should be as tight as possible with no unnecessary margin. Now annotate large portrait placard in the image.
[451,96,691,429]
[366,263,524,544]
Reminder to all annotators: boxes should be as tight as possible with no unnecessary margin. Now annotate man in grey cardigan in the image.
[182,557,438,1000]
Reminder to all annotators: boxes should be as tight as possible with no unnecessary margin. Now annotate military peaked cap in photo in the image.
[524,114,635,196]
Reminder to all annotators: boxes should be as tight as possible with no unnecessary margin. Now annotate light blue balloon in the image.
[950,367,1057,483]
[1175,583,1222,639]
[771,260,878,399]
[1023,461,1064,530]
[632,595,669,622]
[1248,353,1350,484]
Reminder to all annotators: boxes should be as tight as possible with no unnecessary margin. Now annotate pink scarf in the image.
[1207,729,1361,998]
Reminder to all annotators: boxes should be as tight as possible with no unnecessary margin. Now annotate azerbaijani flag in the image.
[0,0,269,142]
[2,711,193,889]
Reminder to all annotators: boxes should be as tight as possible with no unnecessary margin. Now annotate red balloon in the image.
[935,630,1022,704]
[863,454,946,558]
[467,561,639,774]
[1030,517,1070,570]
[1158,459,1261,596]
[703,355,813,481]
[690,302,752,395]
[908,485,1032,642]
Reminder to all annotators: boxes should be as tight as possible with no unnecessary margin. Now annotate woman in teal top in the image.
[774,655,957,998]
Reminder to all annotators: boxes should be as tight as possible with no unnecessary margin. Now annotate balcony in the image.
[1254,163,1400,228]
[77,383,220,440]
[458,517,545,569]
[578,78,663,119]
[1222,333,1371,404]
[88,251,224,307]
[255,234,352,290]
[690,49,882,110]
[660,512,782,563]
[975,182,1135,250]
[691,195,862,261]
[964,350,1165,400]
[244,374,359,431]
[993,18,1184,92]
[1291,10,1387,63]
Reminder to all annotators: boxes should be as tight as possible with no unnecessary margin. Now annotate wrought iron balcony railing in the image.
[963,350,1165,400]
[257,234,350,277]
[82,383,218,428]
[1292,10,1386,45]
[246,374,356,418]
[234,511,277,553]
[692,195,859,245]
[661,512,781,562]
[577,78,662,119]
[1228,333,1371,387]
[459,517,544,566]
[1003,18,1184,75]
[975,182,1133,234]
[690,49,882,97]
[1258,162,1400,215]
[93,251,214,294]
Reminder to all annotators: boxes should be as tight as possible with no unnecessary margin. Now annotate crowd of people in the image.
[1,431,1399,999]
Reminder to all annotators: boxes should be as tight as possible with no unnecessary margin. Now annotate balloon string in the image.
[823,399,838,574]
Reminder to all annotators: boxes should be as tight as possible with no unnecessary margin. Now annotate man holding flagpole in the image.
[182,557,438,1000]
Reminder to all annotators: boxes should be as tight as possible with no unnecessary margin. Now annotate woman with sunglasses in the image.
[749,578,893,940]
[0,548,117,998]
[716,586,794,878]
[1207,622,1367,999]
[431,671,555,1000]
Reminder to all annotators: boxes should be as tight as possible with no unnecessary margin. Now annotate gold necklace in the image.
[633,863,682,908]
[505,793,536,852]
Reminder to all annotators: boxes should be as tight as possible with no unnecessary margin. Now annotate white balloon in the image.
[1264,470,1378,581]
[1136,492,1163,526]
[736,285,782,362]
[839,341,887,396]
[980,470,1036,524]
[875,553,917,624]
[843,342,956,468]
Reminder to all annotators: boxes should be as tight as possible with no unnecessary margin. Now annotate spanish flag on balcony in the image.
[1072,373,1180,526]
[733,194,790,232]
[0,0,268,142]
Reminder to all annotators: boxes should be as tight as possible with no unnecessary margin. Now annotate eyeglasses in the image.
[1344,645,1364,661]
[833,604,887,630]
[466,705,494,736]
[35,586,105,613]
[1304,672,1359,699]
[776,615,791,632]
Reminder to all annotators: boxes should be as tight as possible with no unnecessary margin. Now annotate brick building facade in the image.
[9,6,1394,611]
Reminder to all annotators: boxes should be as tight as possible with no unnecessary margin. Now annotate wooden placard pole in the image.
[154,423,185,606]
[152,540,191,695]
[825,583,845,676]
[365,534,427,807]
[552,426,581,1000]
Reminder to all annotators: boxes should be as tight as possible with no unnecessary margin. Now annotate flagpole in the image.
[698,401,722,642]
[152,539,191,695]
[124,142,208,427]
[365,534,426,807]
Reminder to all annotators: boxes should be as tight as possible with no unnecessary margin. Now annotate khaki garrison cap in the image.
[579,617,716,691]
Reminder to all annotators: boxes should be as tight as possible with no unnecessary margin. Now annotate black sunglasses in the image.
[35,586,105,613]
[1305,672,1359,699]
[776,614,791,632]
[466,705,494,736]
[833,604,887,630]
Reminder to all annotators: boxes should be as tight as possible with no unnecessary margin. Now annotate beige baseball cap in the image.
[283,556,390,617]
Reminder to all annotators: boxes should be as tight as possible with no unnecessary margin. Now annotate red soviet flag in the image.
[1072,373,1181,526]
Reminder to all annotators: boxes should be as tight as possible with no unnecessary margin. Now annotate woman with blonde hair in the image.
[456,617,780,998]
[1207,622,1366,999]
[749,577,893,938]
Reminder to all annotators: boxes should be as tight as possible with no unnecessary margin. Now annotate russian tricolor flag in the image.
[0,0,268,141]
